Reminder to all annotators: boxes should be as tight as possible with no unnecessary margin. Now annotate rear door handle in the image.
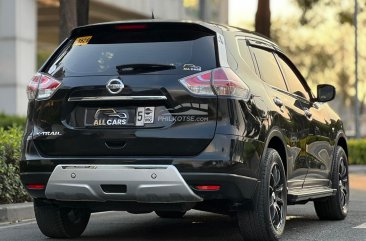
[304,109,312,118]
[273,97,283,107]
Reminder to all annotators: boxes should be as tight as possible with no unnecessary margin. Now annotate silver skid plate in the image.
[45,165,203,203]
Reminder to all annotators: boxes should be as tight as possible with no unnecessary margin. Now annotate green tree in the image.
[270,0,366,132]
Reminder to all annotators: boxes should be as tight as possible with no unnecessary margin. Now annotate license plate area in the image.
[84,107,155,127]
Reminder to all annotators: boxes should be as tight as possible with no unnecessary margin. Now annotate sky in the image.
[229,0,300,26]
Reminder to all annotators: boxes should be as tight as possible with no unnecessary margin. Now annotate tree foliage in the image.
[0,127,30,204]
[269,0,366,132]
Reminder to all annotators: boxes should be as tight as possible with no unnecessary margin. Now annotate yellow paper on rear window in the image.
[73,36,92,46]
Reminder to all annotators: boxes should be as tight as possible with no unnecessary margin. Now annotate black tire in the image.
[34,199,90,238]
[155,211,186,218]
[237,148,287,241]
[314,146,349,220]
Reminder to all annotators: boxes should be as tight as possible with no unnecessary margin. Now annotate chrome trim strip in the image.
[68,96,167,102]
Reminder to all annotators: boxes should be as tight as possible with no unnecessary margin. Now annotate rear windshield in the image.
[44,28,217,78]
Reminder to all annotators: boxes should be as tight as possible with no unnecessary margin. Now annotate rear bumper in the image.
[21,134,263,203]
[21,168,259,202]
[44,165,202,203]
[182,173,259,200]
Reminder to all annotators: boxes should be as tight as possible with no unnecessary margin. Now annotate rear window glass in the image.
[44,28,217,77]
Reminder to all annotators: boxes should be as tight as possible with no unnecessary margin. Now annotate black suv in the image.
[21,20,349,241]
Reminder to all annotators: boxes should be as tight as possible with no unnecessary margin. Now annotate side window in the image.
[237,39,256,73]
[277,56,310,101]
[250,47,288,90]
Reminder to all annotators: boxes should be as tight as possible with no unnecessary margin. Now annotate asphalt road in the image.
[1,189,365,241]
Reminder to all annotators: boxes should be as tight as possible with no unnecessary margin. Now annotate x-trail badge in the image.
[106,79,124,94]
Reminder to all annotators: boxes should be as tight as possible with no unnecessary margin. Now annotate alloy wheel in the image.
[338,156,349,212]
[269,163,286,231]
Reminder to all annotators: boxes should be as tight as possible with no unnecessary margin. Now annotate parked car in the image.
[21,20,349,241]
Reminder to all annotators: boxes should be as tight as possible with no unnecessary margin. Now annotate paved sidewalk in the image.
[349,174,366,192]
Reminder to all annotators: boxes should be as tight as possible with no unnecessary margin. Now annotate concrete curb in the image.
[349,165,366,174]
[0,202,34,223]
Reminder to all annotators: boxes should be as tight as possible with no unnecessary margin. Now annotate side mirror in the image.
[316,84,335,102]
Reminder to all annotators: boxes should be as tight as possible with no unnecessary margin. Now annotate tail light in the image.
[26,74,41,100]
[26,73,61,100]
[179,67,250,99]
[179,70,214,96]
[212,68,251,99]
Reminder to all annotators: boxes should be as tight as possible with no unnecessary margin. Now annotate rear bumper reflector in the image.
[195,185,221,191]
[26,184,46,190]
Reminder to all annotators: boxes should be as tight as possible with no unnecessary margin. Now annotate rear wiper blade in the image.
[116,63,176,74]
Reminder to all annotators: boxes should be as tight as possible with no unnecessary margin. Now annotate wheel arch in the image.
[327,131,348,187]
[336,132,348,157]
[263,129,288,175]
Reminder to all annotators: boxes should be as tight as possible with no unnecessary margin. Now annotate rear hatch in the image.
[32,22,219,157]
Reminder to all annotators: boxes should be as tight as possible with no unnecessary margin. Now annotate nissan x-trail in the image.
[21,20,349,241]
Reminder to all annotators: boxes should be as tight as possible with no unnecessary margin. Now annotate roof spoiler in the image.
[70,21,218,38]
